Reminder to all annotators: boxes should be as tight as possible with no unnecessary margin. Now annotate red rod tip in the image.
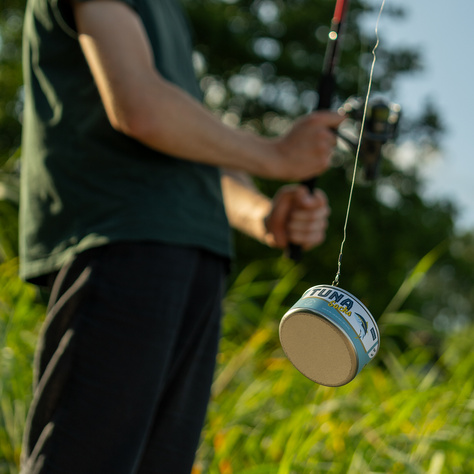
[333,0,347,23]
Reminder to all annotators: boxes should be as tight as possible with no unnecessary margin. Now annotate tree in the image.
[0,0,468,325]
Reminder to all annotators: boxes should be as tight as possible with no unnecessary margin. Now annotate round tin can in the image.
[279,284,380,387]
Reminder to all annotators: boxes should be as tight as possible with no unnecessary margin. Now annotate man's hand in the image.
[264,185,330,250]
[270,112,344,181]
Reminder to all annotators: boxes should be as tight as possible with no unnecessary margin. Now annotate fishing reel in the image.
[337,96,401,180]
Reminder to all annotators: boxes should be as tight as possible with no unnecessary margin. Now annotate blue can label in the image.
[299,285,379,358]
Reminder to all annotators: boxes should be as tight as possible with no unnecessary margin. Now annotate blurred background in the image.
[370,0,474,232]
[1,0,473,472]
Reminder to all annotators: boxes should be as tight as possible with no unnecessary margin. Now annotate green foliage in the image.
[192,258,474,474]
[0,151,20,262]
[1,253,474,473]
[0,0,25,165]
[0,259,45,474]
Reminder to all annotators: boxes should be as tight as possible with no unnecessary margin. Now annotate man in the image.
[19,0,344,472]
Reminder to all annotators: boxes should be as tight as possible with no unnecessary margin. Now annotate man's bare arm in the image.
[72,0,343,182]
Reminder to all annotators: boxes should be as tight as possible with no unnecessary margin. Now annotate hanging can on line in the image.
[279,284,380,387]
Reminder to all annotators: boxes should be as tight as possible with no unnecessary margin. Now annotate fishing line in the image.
[332,0,386,287]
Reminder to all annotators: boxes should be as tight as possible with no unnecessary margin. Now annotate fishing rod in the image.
[287,0,401,261]
[287,0,350,261]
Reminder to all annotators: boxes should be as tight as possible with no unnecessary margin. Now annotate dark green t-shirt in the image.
[20,0,231,282]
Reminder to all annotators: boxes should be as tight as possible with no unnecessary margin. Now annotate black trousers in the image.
[21,242,227,474]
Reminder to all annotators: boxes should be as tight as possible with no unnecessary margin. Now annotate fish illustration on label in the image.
[354,312,368,339]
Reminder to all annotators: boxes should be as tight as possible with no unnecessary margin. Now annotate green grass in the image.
[196,325,474,473]
[0,259,45,474]
[195,257,474,473]
[1,256,473,473]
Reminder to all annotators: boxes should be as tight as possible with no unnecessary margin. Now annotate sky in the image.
[364,0,474,232]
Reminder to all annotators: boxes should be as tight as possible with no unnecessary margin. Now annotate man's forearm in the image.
[74,0,342,182]
[221,170,272,245]
[74,1,277,177]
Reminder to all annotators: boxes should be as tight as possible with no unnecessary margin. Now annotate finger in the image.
[308,110,346,128]
[287,227,327,250]
[317,127,338,148]
[288,206,329,230]
[290,206,330,224]
[287,204,329,250]
[288,217,328,238]
[288,214,328,243]
[313,188,329,204]
[291,185,313,209]
[292,186,329,208]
